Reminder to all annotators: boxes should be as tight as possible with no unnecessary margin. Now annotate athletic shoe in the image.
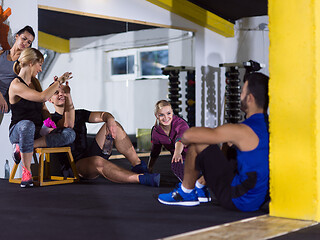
[139,173,160,187]
[132,161,149,174]
[21,166,33,188]
[158,183,199,206]
[12,143,21,164]
[196,186,212,203]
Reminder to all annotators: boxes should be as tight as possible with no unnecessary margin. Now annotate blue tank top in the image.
[231,113,269,212]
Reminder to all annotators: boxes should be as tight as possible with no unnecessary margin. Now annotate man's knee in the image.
[189,143,209,155]
[115,121,124,131]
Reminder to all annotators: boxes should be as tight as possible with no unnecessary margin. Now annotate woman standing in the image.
[0,26,35,113]
[8,48,75,188]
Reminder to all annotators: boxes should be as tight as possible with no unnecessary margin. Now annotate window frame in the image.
[105,45,168,82]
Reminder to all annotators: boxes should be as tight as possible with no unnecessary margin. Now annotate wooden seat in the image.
[9,147,79,186]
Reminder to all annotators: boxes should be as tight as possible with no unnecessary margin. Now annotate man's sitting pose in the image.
[158,72,269,211]
[49,82,159,187]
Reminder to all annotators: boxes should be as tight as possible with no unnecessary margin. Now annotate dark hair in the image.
[16,26,35,47]
[244,72,269,111]
[17,25,35,38]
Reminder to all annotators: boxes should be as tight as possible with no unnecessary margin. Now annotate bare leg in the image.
[76,156,140,183]
[197,175,206,185]
[95,122,141,166]
[182,143,209,189]
[34,136,47,148]
[21,152,33,172]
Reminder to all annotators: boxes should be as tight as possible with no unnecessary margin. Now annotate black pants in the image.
[195,144,238,210]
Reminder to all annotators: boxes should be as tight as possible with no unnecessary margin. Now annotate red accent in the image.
[0,7,12,50]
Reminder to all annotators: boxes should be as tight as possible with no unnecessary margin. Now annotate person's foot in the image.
[12,143,21,164]
[132,161,149,174]
[195,186,212,203]
[158,183,199,206]
[139,173,160,187]
[21,166,33,188]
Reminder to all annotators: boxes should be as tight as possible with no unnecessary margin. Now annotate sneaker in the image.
[21,166,33,188]
[12,143,21,164]
[158,183,199,206]
[139,173,160,187]
[132,161,149,174]
[196,186,212,203]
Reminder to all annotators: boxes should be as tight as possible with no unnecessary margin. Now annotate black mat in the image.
[0,155,266,240]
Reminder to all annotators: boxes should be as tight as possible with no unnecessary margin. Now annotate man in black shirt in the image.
[49,82,159,187]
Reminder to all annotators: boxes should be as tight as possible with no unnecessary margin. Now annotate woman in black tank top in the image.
[8,47,75,187]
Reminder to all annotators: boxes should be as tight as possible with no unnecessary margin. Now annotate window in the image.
[106,46,168,81]
[111,55,134,75]
[140,48,168,77]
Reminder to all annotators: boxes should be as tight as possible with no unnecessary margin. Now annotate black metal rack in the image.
[162,66,196,127]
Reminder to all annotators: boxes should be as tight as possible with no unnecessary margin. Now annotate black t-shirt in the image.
[51,109,91,160]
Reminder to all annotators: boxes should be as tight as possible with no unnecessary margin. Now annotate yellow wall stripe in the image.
[38,31,69,53]
[269,0,320,221]
[146,0,234,37]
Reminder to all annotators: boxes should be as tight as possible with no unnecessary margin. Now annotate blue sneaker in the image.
[158,183,199,206]
[139,173,160,187]
[196,186,212,203]
[132,161,149,174]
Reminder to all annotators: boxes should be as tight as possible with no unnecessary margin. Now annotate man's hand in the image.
[61,81,71,94]
[0,93,8,113]
[106,118,117,139]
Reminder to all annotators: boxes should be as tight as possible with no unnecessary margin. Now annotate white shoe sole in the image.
[20,183,34,188]
[198,197,212,203]
[158,198,200,206]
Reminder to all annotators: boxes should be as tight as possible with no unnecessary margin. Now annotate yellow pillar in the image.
[269,0,320,220]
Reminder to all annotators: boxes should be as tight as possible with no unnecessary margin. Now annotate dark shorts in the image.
[74,138,111,162]
[195,144,238,210]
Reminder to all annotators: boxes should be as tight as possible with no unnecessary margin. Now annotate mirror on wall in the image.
[39,8,195,135]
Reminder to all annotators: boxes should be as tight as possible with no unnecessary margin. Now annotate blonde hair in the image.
[13,48,44,75]
[154,100,172,126]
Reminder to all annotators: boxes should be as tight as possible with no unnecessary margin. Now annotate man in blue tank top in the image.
[158,72,269,212]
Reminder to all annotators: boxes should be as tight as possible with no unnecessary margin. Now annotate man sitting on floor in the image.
[49,81,159,187]
[158,72,269,211]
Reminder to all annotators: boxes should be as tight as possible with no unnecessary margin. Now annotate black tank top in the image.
[9,76,43,138]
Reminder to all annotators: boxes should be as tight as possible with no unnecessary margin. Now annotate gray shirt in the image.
[0,50,18,104]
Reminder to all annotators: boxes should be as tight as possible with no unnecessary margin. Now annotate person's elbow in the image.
[64,121,74,128]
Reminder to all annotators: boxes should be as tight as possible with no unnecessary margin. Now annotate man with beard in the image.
[158,72,269,212]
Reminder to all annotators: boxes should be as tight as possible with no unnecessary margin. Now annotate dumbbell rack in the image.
[162,66,196,127]
[219,61,264,123]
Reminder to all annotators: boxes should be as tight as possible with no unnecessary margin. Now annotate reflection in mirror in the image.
[40,18,194,135]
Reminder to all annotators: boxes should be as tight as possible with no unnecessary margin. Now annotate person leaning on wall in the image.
[158,72,269,212]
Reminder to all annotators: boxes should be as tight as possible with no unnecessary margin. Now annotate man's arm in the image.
[62,82,75,128]
[182,123,259,152]
[88,111,117,138]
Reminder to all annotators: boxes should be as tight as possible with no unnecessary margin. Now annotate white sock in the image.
[181,184,193,193]
[195,180,205,189]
